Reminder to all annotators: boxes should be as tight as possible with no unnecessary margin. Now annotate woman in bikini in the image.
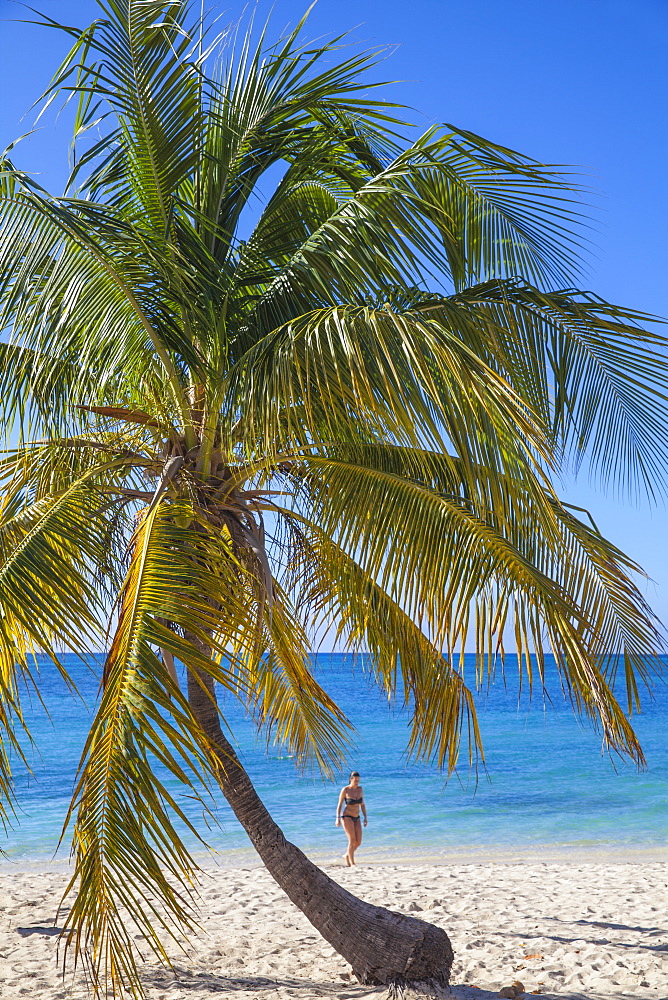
[335,770,367,866]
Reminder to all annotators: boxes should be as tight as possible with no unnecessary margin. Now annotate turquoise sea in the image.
[3,653,667,868]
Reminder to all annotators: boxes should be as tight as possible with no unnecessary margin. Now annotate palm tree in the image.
[1,1,667,995]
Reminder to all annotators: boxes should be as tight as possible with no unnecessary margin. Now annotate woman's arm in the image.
[361,791,368,827]
[335,787,346,826]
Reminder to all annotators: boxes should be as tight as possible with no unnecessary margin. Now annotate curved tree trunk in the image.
[186,660,454,988]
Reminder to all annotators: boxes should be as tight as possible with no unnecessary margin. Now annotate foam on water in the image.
[3,653,667,868]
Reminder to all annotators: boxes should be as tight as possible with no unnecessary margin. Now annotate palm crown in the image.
[1,1,667,994]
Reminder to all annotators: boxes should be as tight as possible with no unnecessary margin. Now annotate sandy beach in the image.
[0,860,665,999]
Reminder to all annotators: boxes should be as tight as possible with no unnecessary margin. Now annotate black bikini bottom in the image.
[342,814,360,824]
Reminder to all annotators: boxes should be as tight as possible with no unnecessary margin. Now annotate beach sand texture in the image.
[0,862,665,999]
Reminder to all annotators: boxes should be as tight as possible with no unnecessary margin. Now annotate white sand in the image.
[0,861,665,999]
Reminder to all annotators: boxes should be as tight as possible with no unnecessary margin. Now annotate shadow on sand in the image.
[141,966,586,1000]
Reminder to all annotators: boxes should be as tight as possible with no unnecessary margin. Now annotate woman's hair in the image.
[349,770,360,780]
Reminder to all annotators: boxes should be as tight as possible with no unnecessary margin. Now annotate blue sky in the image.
[1,0,668,625]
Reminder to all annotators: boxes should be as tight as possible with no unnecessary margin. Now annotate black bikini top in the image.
[344,796,363,805]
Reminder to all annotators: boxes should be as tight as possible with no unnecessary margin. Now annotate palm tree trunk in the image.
[185,658,454,987]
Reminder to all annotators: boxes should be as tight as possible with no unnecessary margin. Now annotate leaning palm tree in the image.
[1,1,667,995]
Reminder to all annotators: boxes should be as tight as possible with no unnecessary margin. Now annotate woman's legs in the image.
[341,816,355,864]
[342,816,361,865]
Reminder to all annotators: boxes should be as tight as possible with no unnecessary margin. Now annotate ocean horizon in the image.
[3,653,667,869]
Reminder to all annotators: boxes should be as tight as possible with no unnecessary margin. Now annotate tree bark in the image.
[185,658,454,987]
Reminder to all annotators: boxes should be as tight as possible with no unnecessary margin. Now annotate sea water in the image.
[2,653,667,868]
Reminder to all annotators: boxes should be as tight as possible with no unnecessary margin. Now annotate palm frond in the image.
[285,451,659,762]
[63,506,214,997]
[0,469,117,655]
[439,281,668,497]
[198,9,402,256]
[236,125,589,343]
[228,305,551,472]
[0,459,125,830]
[413,126,589,290]
[285,518,481,773]
[40,0,204,222]
[0,166,193,433]
[242,582,352,776]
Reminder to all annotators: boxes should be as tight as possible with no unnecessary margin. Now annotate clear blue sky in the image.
[2,0,668,624]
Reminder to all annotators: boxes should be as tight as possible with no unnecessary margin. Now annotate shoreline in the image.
[1,859,665,999]
[4,840,668,873]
